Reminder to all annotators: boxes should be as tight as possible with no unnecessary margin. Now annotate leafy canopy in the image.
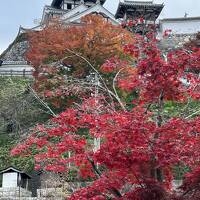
[12,17,200,200]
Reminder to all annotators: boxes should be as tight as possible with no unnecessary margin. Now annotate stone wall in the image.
[0,187,65,200]
[1,41,29,62]
[159,34,196,51]
[37,188,64,198]
[0,198,63,200]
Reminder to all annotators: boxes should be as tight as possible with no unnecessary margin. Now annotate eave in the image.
[115,1,164,20]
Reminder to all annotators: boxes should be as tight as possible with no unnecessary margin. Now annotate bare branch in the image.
[63,48,126,111]
[28,85,57,117]
[113,68,126,110]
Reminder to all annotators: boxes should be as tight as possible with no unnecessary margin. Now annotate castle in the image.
[0,0,164,77]
[0,1,199,198]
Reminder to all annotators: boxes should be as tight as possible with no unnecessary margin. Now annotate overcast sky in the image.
[1,0,200,54]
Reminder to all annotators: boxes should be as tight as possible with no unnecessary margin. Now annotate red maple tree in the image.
[12,17,200,199]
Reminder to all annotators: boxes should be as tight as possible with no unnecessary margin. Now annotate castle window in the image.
[67,3,72,10]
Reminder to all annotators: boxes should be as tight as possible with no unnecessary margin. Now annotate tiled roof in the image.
[119,1,163,8]
[51,0,105,8]
[63,4,119,25]
[115,1,164,19]
[0,166,31,178]
[124,1,153,5]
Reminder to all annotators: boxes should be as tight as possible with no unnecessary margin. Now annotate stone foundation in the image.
[0,187,32,198]
[37,188,63,198]
[0,198,63,200]
[159,33,196,51]
[1,41,29,62]
[0,187,65,200]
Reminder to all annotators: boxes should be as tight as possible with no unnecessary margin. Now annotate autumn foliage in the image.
[26,15,134,109]
[12,17,200,199]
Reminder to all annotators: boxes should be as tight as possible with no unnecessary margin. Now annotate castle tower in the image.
[115,1,164,22]
[41,0,107,24]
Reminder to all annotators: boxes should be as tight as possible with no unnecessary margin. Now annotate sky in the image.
[0,0,200,54]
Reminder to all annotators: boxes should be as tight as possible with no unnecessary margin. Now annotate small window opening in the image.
[67,3,72,10]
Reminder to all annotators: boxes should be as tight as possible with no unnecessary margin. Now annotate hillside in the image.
[0,77,49,171]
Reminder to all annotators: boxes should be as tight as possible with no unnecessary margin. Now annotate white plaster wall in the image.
[161,20,200,34]
[2,172,18,188]
[0,65,33,76]
[64,4,119,25]
[62,4,88,19]
[0,65,33,71]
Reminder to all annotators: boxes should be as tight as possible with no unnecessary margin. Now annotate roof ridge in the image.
[0,166,31,178]
[160,16,200,21]
[120,1,163,6]
[63,4,119,25]
[124,0,153,2]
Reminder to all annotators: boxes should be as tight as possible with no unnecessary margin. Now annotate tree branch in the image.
[28,85,57,117]
[87,156,122,198]
[62,48,126,111]
[113,68,126,111]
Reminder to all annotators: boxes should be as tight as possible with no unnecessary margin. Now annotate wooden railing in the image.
[0,69,33,77]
